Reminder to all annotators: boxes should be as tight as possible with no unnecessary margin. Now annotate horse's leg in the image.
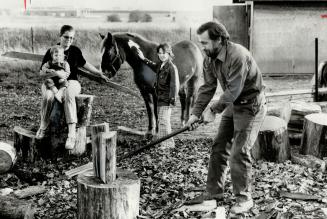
[185,76,198,124]
[179,87,187,127]
[139,89,156,138]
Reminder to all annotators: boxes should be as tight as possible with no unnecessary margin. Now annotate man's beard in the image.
[205,47,220,58]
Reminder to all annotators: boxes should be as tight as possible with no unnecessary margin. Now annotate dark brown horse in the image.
[100,32,203,136]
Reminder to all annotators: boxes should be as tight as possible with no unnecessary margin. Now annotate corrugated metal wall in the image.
[252,3,327,75]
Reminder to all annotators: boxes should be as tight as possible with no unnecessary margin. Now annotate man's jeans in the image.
[206,98,267,201]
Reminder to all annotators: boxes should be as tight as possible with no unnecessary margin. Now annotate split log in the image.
[279,191,322,201]
[301,113,327,158]
[291,153,326,171]
[13,126,39,162]
[252,116,290,162]
[70,94,94,155]
[92,131,117,183]
[0,195,35,219]
[288,101,321,134]
[65,162,93,178]
[117,126,145,143]
[91,123,111,183]
[117,126,145,137]
[77,168,140,219]
[0,142,17,173]
[13,185,46,199]
[175,200,217,213]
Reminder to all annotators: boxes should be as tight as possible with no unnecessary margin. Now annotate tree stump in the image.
[0,141,17,173]
[0,195,35,219]
[13,126,41,162]
[46,94,94,156]
[78,124,140,219]
[77,168,140,219]
[300,113,327,158]
[252,116,290,162]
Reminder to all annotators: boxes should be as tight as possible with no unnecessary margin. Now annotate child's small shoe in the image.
[35,129,45,139]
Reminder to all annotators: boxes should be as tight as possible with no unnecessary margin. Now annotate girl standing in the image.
[137,43,179,149]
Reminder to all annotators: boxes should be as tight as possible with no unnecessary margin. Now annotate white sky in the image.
[1,0,233,11]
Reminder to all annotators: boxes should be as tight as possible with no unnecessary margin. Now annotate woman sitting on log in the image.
[36,24,110,149]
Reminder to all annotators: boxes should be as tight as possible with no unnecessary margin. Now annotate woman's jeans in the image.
[206,98,267,202]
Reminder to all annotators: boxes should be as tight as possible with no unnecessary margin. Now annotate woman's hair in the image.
[60,25,74,36]
[156,43,174,60]
[197,21,230,44]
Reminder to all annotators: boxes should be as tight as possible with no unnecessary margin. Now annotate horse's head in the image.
[100,32,125,78]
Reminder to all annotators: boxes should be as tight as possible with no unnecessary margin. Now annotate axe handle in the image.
[118,126,189,162]
[118,120,203,162]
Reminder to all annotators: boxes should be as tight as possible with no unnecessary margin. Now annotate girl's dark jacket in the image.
[143,58,179,106]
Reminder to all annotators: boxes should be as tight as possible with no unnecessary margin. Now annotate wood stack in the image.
[252,116,290,162]
[77,124,140,219]
[301,113,327,158]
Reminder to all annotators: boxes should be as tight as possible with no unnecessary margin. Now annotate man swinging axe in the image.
[185,21,267,214]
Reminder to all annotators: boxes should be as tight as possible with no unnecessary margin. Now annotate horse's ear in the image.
[107,32,113,43]
[99,33,105,39]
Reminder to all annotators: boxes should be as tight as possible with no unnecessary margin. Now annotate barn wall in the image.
[252,3,327,75]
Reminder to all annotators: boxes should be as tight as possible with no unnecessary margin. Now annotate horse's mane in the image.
[113,32,158,49]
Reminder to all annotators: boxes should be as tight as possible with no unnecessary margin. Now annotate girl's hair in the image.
[157,43,174,60]
[60,25,74,36]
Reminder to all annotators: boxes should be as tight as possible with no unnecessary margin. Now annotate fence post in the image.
[31,27,34,53]
[189,27,192,41]
[315,38,318,102]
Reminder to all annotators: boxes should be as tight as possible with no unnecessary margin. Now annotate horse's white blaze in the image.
[127,40,140,49]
